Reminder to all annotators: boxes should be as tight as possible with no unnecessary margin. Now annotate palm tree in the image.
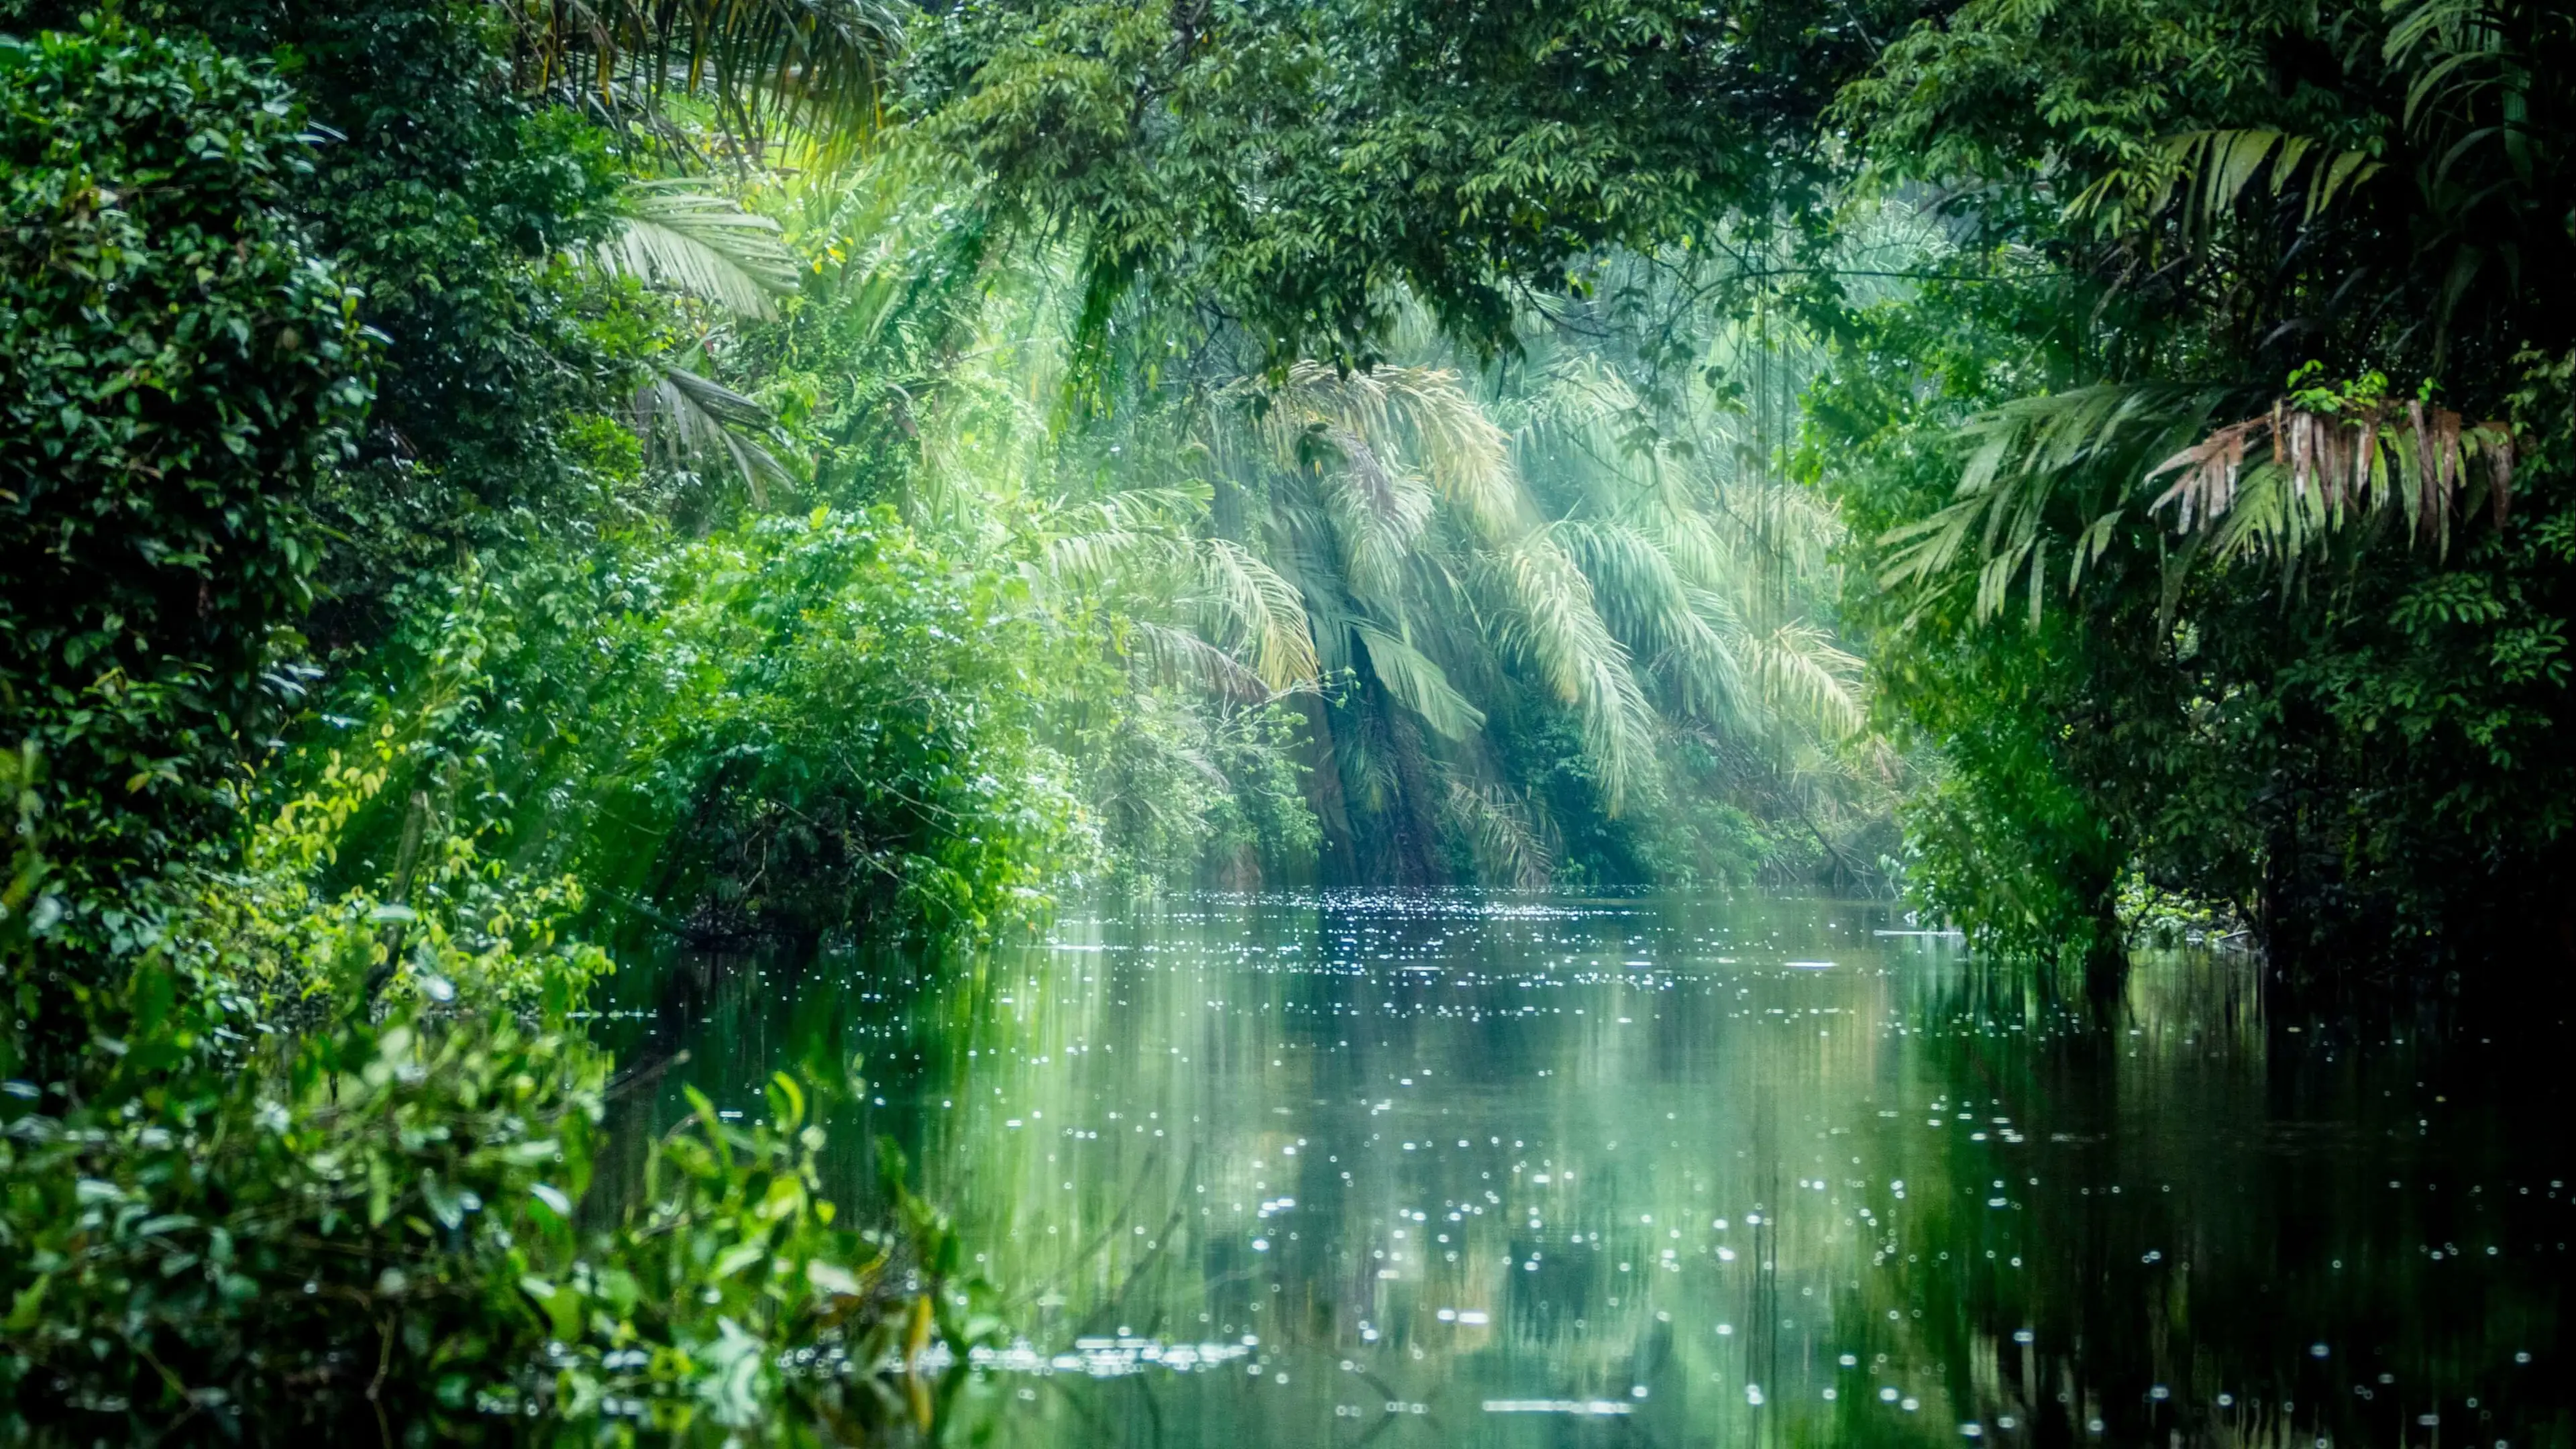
[503,0,900,158]
[763,157,1888,888]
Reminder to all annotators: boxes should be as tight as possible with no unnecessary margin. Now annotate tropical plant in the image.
[1,814,969,1441]
[592,178,802,319]
[504,0,901,156]
[1817,0,2576,967]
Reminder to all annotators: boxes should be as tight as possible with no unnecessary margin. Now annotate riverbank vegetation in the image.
[3,0,2570,1437]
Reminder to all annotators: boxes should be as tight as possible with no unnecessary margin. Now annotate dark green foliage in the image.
[0,5,1060,1437]
[586,508,1096,943]
[0,0,642,648]
[307,506,1098,949]
[0,757,972,1441]
[1091,690,1322,889]
[1,986,964,1442]
[0,21,368,927]
[1811,0,2576,969]
[506,0,902,153]
[909,0,1900,370]
[229,0,633,647]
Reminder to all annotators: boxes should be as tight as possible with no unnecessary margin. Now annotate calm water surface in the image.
[606,892,2573,1447]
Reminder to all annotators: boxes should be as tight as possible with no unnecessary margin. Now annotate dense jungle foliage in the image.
[1,0,2569,1437]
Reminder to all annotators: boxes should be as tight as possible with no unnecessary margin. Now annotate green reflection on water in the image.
[600,893,2572,1448]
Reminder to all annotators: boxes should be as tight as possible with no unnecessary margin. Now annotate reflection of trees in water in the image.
[582,899,2572,1446]
[1860,951,2571,1448]
[891,894,1947,1442]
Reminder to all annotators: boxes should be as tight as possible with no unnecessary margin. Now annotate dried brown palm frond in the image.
[2147,400,2515,555]
[1882,379,2525,631]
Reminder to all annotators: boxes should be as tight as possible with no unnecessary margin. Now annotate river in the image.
[602,891,2572,1447]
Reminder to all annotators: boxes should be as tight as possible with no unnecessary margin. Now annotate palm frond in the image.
[1884,382,2519,623]
[1554,519,1699,655]
[1487,537,1656,812]
[1315,427,1434,600]
[506,0,900,152]
[1036,487,1211,592]
[1351,622,1485,741]
[594,180,801,318]
[630,362,795,504]
[1742,624,1866,741]
[1234,364,1532,543]
[2070,129,2384,235]
[1440,775,1559,889]
[1126,621,1274,702]
[1879,384,2223,622]
[1194,539,1321,690]
[2147,398,2514,556]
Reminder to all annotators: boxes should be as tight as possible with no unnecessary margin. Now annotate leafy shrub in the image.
[295,506,1098,948]
[176,728,613,1024]
[0,19,368,923]
[1,754,977,1443]
[580,506,1101,944]
[1089,688,1320,889]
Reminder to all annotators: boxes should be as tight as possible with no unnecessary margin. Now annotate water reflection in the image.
[600,892,2573,1447]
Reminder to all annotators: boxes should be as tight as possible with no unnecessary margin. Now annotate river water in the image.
[604,892,2573,1447]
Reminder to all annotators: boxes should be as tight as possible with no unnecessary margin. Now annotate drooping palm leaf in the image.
[1440,775,1559,889]
[630,362,795,504]
[1885,381,2519,624]
[2069,128,2385,235]
[1878,384,2224,623]
[1126,621,1275,702]
[1741,623,1866,741]
[1485,536,1657,810]
[2147,399,2514,555]
[506,0,900,152]
[594,180,802,318]
[1351,622,1485,741]
[1193,539,1321,690]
